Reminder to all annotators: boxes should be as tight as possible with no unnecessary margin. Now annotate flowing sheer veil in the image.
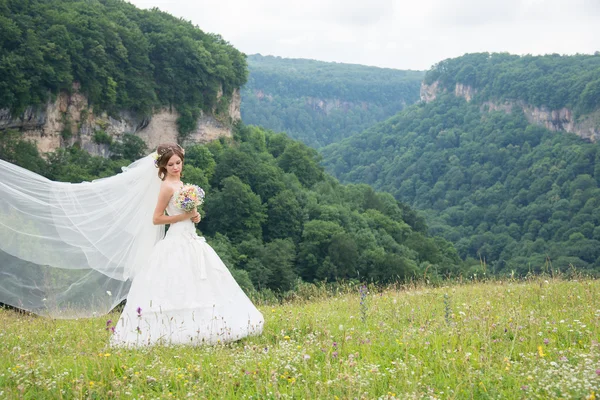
[0,153,164,318]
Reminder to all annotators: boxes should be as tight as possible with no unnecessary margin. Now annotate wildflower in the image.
[106,320,112,326]
[151,152,160,167]
[443,293,453,325]
[283,336,290,340]
[543,338,549,345]
[136,307,142,315]
[332,342,337,347]
[332,351,338,358]
[537,345,546,357]
[303,354,310,360]
[359,284,368,323]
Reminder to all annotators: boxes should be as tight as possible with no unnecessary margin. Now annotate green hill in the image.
[323,53,600,276]
[0,0,247,136]
[241,54,424,148]
[424,52,600,113]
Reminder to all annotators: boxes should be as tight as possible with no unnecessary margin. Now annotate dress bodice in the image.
[166,190,186,217]
[165,190,196,237]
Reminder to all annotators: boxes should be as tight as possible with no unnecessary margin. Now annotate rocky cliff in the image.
[0,83,241,156]
[420,82,600,142]
[304,96,370,114]
[251,89,371,115]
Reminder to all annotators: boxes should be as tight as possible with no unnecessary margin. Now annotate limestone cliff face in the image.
[249,89,372,115]
[304,96,370,114]
[483,101,600,142]
[454,83,477,102]
[253,89,273,102]
[419,81,440,103]
[420,81,600,142]
[0,84,241,156]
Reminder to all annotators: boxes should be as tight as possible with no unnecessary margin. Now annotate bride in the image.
[0,143,264,346]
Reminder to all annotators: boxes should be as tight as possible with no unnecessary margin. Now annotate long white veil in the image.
[0,154,164,318]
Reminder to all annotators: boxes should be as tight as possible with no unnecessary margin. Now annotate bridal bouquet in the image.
[174,184,205,212]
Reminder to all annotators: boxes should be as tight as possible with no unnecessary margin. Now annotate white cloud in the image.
[126,0,600,70]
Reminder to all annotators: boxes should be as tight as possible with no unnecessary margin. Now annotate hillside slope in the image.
[241,54,424,148]
[323,84,600,274]
[421,52,600,141]
[0,0,246,154]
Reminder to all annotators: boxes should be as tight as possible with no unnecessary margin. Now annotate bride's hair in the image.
[155,143,185,180]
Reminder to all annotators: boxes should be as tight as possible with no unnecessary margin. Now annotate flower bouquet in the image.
[174,184,205,212]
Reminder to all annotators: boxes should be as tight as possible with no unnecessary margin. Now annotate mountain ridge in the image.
[241,54,424,148]
[322,53,600,274]
[421,80,600,142]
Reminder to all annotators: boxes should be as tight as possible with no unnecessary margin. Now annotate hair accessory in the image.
[152,145,184,167]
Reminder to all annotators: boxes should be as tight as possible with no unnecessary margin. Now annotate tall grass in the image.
[1,278,599,399]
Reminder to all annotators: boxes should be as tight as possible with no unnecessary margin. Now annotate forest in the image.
[1,125,461,294]
[424,52,600,115]
[323,93,600,275]
[0,0,247,137]
[241,54,424,148]
[3,0,600,283]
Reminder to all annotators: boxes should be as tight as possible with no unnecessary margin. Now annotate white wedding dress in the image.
[110,190,264,347]
[0,153,263,345]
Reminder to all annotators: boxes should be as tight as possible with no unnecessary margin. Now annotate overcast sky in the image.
[128,0,599,71]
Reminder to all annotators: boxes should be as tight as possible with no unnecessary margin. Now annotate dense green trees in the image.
[241,54,424,148]
[425,52,600,115]
[323,92,600,275]
[0,0,246,137]
[2,123,460,293]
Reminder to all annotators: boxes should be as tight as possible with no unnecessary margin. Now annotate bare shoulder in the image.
[158,181,178,198]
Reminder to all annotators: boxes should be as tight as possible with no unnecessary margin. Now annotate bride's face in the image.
[166,154,183,177]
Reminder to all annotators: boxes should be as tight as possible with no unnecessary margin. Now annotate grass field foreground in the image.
[1,279,599,399]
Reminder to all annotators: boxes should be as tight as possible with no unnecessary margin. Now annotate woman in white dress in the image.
[110,143,264,346]
[0,143,264,346]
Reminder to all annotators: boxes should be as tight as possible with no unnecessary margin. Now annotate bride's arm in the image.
[152,185,192,225]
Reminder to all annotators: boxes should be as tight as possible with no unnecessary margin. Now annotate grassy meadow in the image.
[1,279,599,399]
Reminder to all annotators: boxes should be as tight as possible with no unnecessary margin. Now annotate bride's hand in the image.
[191,211,201,224]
